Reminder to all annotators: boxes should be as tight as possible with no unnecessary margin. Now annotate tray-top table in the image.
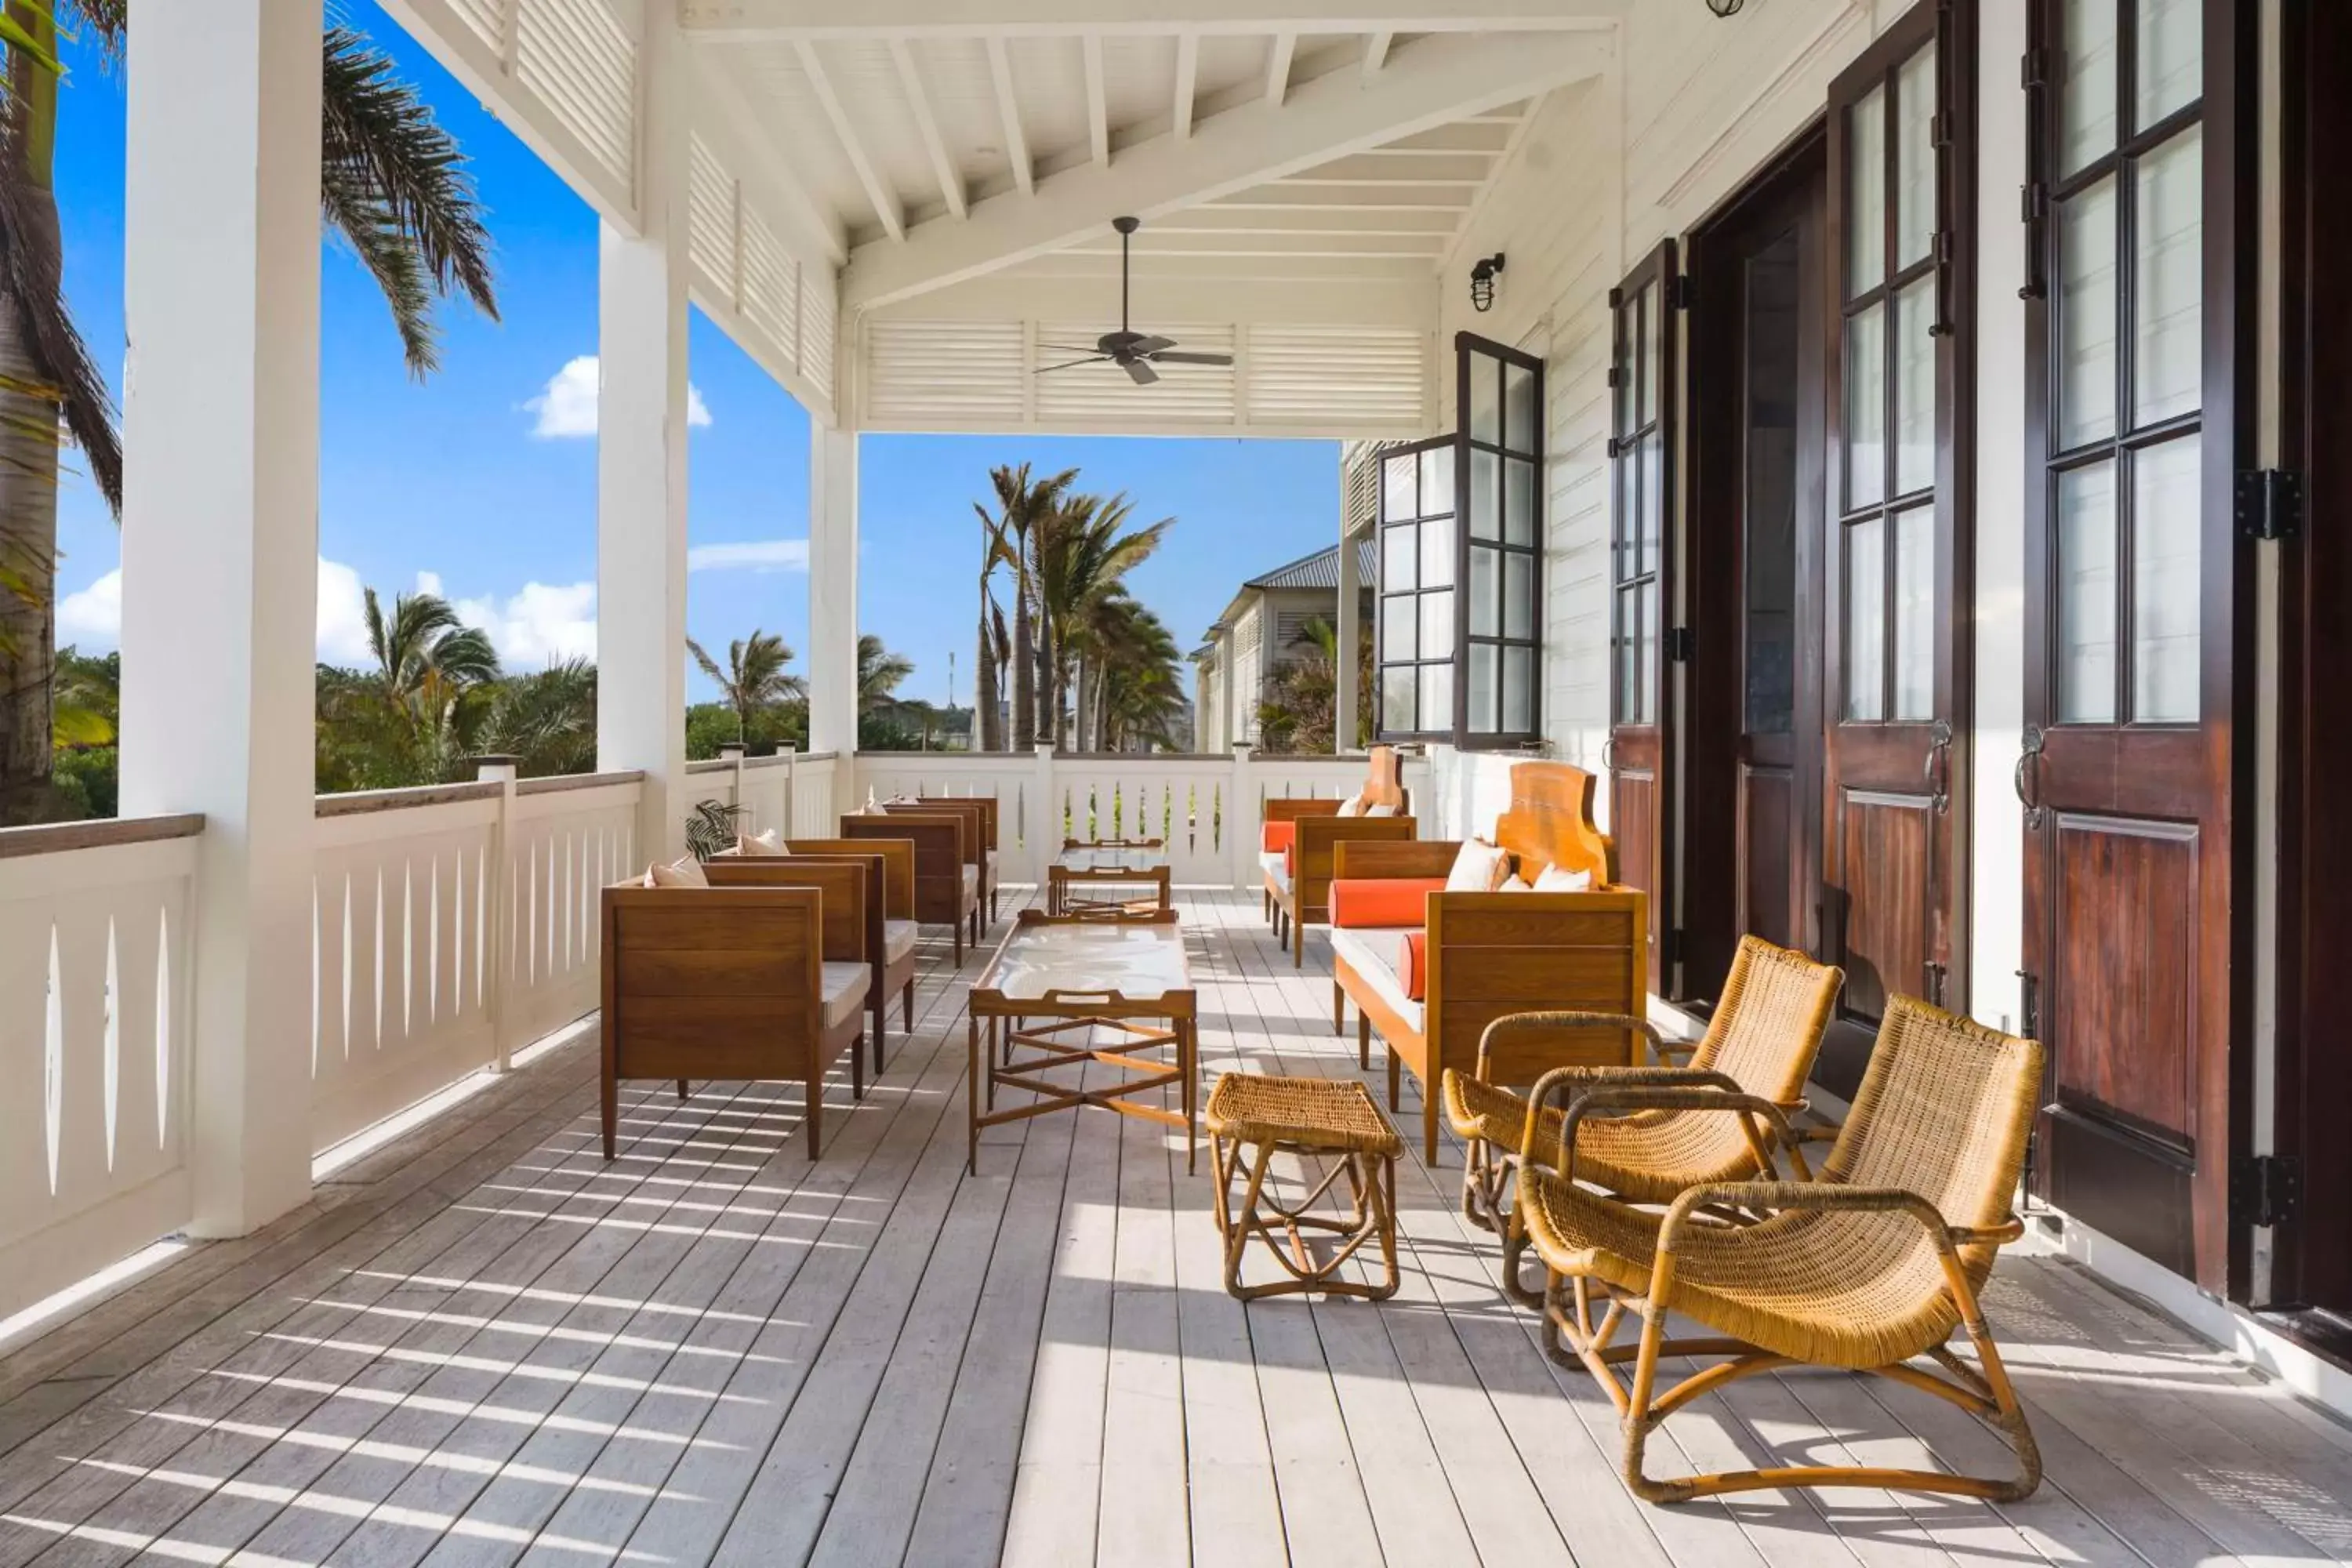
[1046,837,1173,916]
[966,909,1196,1173]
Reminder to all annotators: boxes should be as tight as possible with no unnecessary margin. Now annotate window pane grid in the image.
[2040,0,2203,729]
[1608,266,1663,730]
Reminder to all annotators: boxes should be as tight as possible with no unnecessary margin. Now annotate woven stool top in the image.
[1206,1073,1403,1156]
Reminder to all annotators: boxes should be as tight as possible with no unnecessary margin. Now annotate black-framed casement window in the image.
[1375,335,1546,747]
[1609,252,1672,730]
[2041,0,2204,727]
[1838,28,1944,724]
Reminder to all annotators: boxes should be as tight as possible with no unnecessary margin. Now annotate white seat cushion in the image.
[960,863,979,902]
[982,848,997,883]
[822,961,870,1029]
[884,919,919,964]
[1268,863,1292,896]
[1257,848,1287,878]
[1330,926,1425,1036]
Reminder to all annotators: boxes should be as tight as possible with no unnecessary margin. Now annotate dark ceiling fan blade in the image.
[1035,355,1112,374]
[1040,343,1104,354]
[1127,335,1175,355]
[1123,358,1160,387]
[1144,350,1233,366]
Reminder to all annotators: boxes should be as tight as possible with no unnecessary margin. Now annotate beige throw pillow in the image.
[1334,792,1366,818]
[1534,864,1594,893]
[1445,838,1512,894]
[1364,801,1399,818]
[648,856,709,889]
[738,829,788,856]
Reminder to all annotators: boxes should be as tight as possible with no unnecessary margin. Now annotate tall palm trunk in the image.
[1011,565,1036,752]
[0,5,63,825]
[975,619,999,751]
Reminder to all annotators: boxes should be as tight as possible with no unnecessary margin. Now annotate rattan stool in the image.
[1206,1073,1403,1301]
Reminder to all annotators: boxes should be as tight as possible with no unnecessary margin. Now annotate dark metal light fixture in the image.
[1706,0,1744,15]
[1469,252,1505,312]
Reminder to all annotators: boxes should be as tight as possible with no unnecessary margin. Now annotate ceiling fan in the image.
[1036,216,1234,386]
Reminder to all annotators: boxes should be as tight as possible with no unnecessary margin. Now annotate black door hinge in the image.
[1606,434,1629,459]
[2236,469,2303,541]
[2230,1154,2304,1228]
[1667,274,1693,310]
[1607,285,1624,310]
[1664,626,1697,662]
[1606,365,1624,389]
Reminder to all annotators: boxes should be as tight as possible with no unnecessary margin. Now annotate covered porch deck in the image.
[2,888,2344,1568]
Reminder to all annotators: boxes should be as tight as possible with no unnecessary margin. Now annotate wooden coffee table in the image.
[1046,837,1172,916]
[965,909,1196,1174]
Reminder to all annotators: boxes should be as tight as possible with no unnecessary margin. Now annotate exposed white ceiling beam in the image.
[1362,31,1394,79]
[842,29,1608,308]
[984,37,1034,197]
[680,0,1628,38]
[793,39,906,241]
[889,38,966,219]
[1083,34,1109,167]
[1174,33,1200,140]
[1265,31,1297,105]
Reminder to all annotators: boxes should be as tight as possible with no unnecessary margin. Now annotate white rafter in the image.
[890,38,966,219]
[678,0,1629,38]
[1363,31,1394,78]
[842,29,1607,308]
[1083,34,1109,167]
[1265,31,1298,105]
[1174,33,1200,140]
[793,38,906,241]
[985,36,1035,195]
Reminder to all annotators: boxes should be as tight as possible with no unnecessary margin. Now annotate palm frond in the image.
[0,149,121,514]
[320,162,441,375]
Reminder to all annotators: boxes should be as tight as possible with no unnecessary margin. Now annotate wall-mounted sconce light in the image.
[1469,253,1505,312]
[1707,0,1745,15]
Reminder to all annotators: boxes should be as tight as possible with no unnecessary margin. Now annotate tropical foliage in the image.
[0,3,499,823]
[1255,614,1374,756]
[973,463,1185,753]
[688,630,804,745]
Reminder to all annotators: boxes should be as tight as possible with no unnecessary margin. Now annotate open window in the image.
[1374,334,1545,748]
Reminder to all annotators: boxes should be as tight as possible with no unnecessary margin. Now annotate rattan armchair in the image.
[1442,935,1842,1301]
[1514,996,2045,1504]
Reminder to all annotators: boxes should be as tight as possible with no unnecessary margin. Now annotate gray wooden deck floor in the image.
[2,887,2349,1567]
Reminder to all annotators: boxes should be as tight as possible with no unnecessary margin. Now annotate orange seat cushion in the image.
[1399,931,1428,1000]
[1261,821,1296,857]
[1329,877,1443,929]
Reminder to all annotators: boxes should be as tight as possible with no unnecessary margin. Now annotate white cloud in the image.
[56,558,378,665]
[524,354,711,439]
[688,539,809,574]
[449,580,599,666]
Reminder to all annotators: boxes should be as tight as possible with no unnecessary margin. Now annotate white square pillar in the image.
[115,0,322,1236]
[597,5,691,860]
[807,423,859,757]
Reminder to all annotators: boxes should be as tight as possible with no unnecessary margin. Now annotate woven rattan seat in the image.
[1207,1073,1404,1157]
[1515,995,2045,1505]
[1207,1073,1402,1301]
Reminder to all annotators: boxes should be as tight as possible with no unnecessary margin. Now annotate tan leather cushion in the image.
[647,856,708,888]
[822,962,870,1029]
[884,919,918,964]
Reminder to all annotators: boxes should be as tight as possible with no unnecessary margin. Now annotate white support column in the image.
[1335,519,1362,754]
[115,0,321,1236]
[597,2,692,862]
[808,423,860,757]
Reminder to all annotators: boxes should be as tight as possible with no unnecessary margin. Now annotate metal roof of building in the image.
[1243,539,1380,593]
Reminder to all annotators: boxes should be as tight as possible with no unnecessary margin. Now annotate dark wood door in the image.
[1684,136,1828,1001]
[1606,244,1677,992]
[1819,0,1974,1093]
[2020,0,2249,1290]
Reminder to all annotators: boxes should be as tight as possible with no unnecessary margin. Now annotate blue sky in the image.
[46,5,1340,708]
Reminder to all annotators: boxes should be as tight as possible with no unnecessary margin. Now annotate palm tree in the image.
[0,4,499,822]
[856,633,915,713]
[477,659,597,778]
[361,586,500,778]
[688,630,803,744]
[976,462,1076,752]
[1031,490,1172,747]
[1255,614,1372,754]
[973,508,1011,750]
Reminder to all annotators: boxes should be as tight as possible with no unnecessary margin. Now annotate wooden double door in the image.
[1665,2,1973,1098]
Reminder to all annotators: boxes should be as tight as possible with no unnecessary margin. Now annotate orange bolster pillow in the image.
[1261,820,1296,857]
[1399,931,1428,1001]
[1329,877,1444,929]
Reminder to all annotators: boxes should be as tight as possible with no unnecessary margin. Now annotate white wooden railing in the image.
[310,769,642,1155]
[0,815,202,1319]
[846,748,1435,885]
[682,747,843,844]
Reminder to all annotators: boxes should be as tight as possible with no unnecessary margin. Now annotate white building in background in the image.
[1191,537,1376,753]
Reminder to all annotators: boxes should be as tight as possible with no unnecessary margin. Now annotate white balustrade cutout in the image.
[0,818,201,1320]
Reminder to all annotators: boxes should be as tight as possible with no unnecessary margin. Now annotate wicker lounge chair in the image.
[1442,935,1842,1301]
[1515,995,2045,1503]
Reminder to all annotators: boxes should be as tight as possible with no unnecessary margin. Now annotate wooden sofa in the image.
[1259,745,1417,967]
[711,839,916,1070]
[885,796,999,922]
[600,872,870,1161]
[843,811,980,962]
[1326,761,1650,1163]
